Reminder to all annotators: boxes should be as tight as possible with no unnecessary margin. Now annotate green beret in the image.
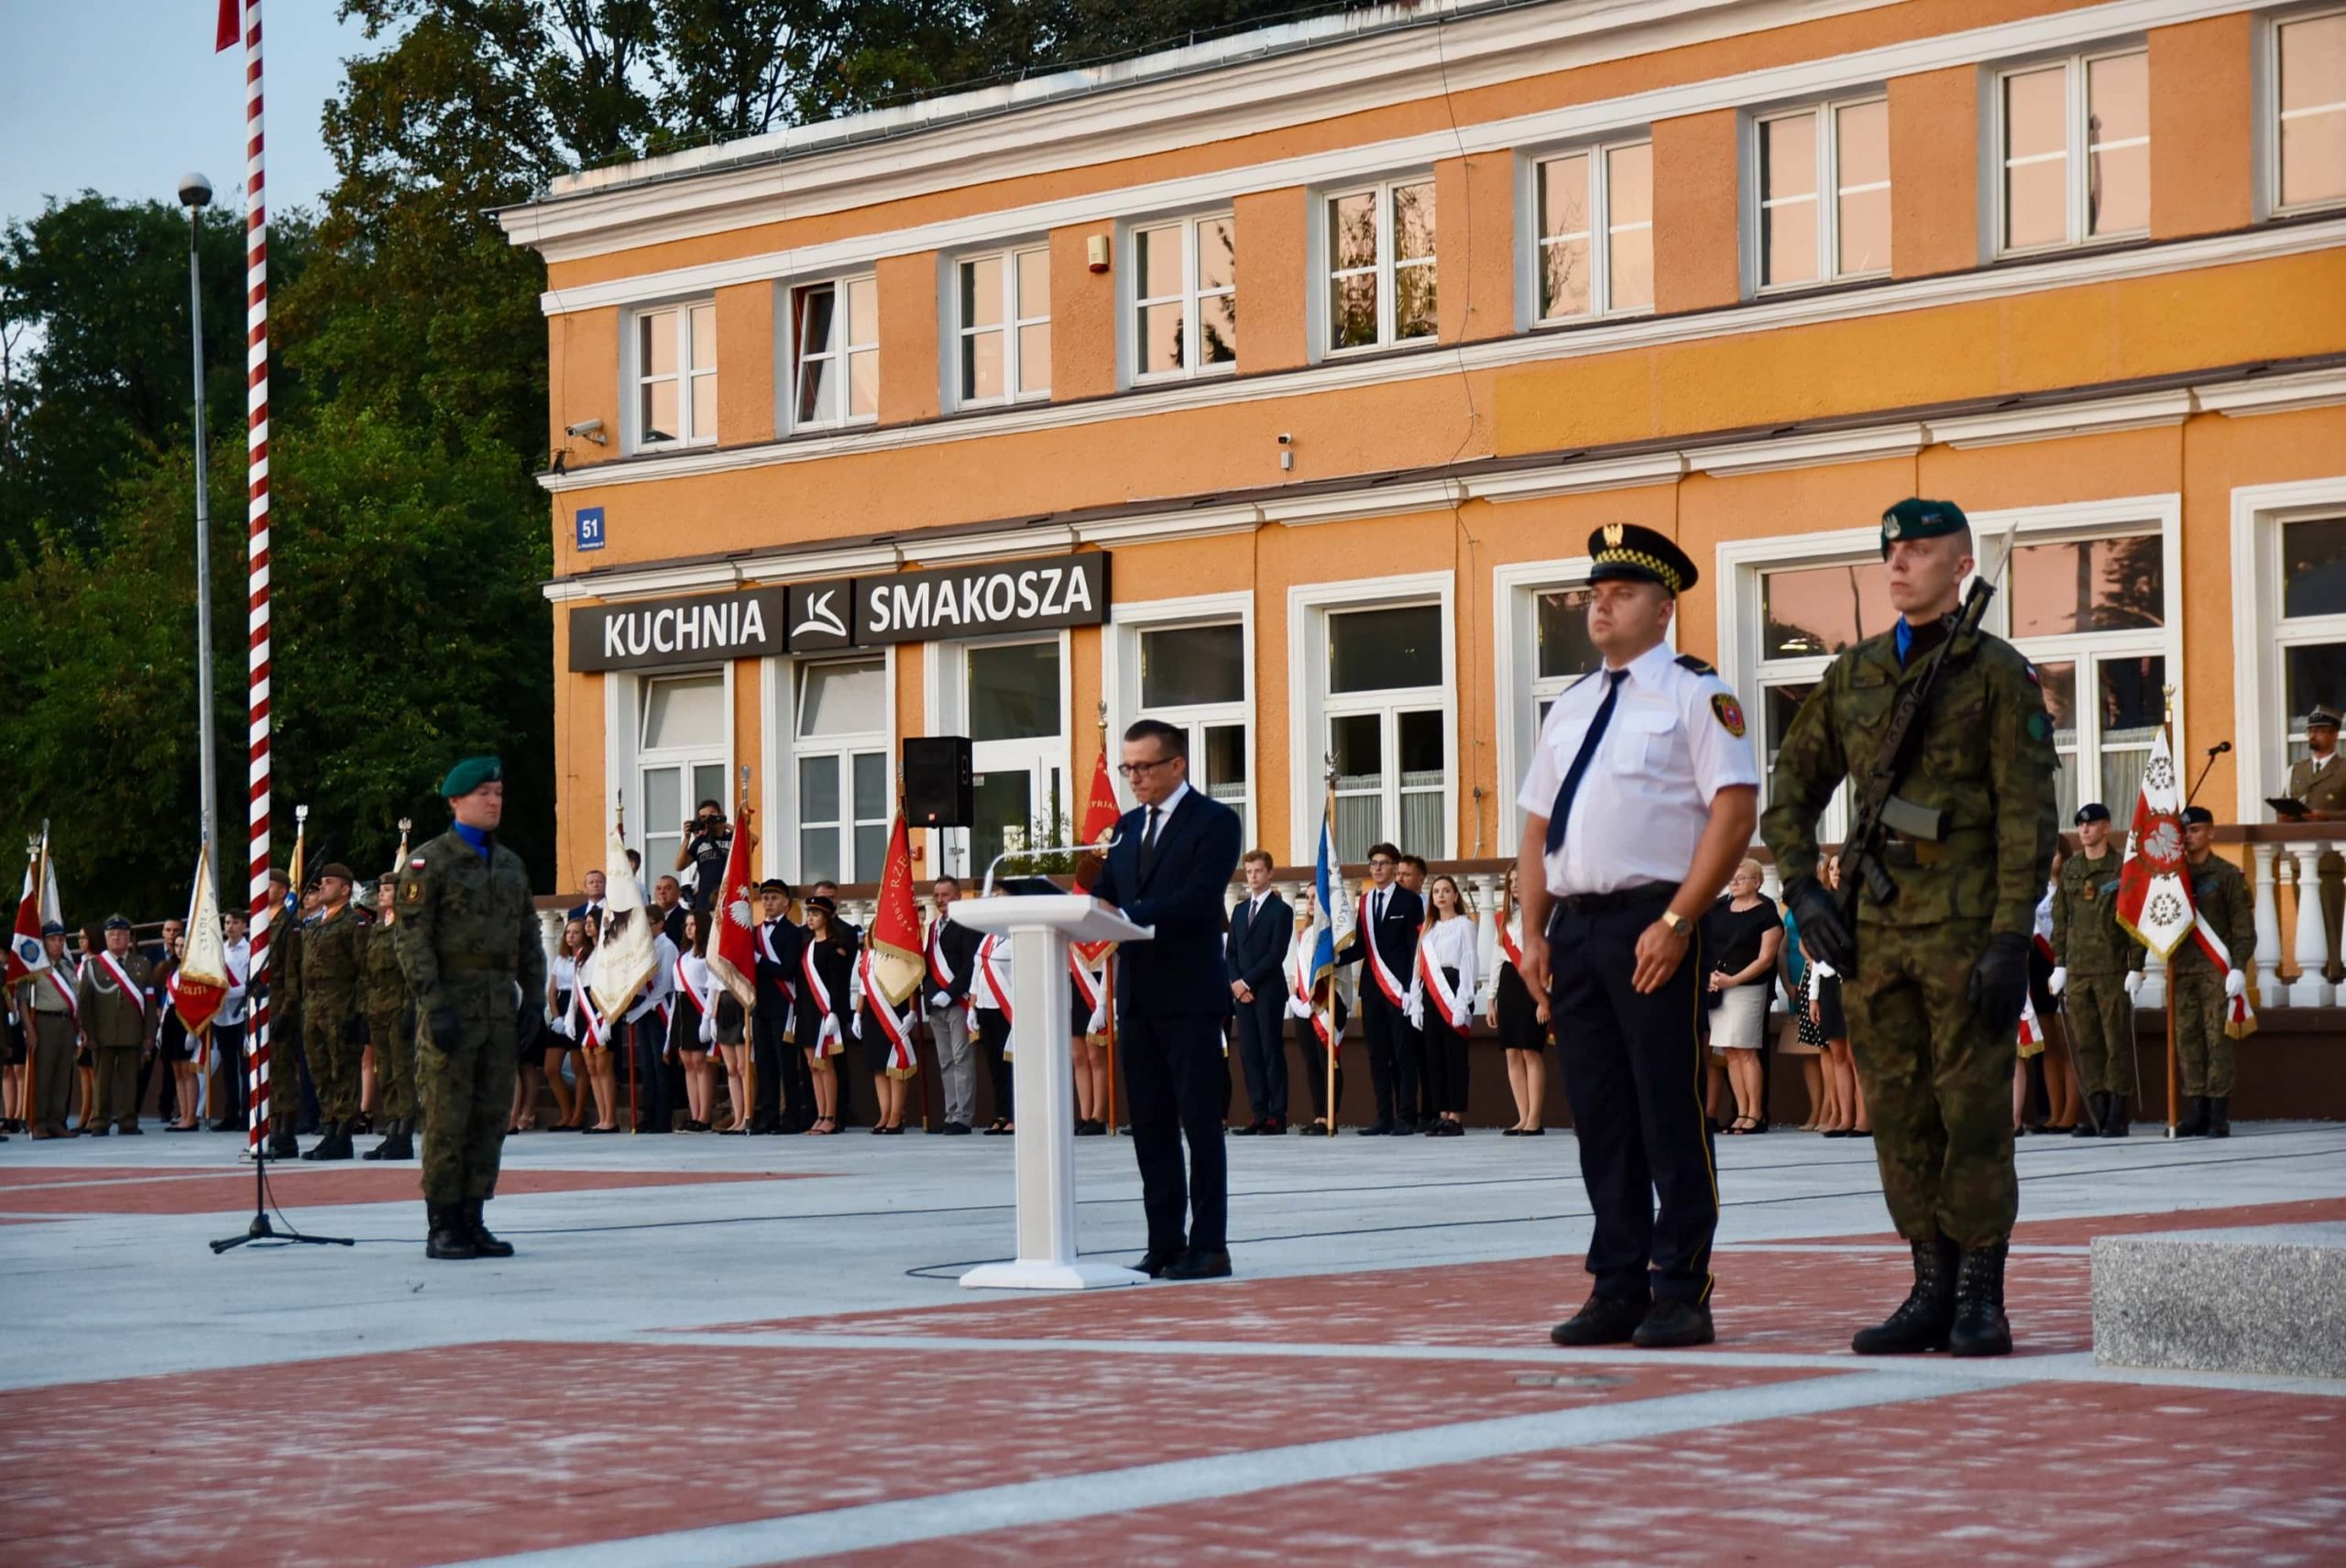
[440,755,503,798]
[1880,498,1969,557]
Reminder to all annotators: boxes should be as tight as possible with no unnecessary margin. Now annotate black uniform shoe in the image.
[2073,1092,2106,1136]
[266,1126,298,1159]
[115,1122,143,1135]
[209,1118,241,1134]
[1947,1243,2012,1357]
[1852,1237,1959,1354]
[1163,1247,1233,1281]
[2208,1096,2231,1138]
[1354,1121,1393,1136]
[1261,1117,1286,1135]
[1392,1118,1420,1137]
[2174,1095,2209,1137]
[1132,1249,1181,1278]
[1632,1298,1716,1348]
[1549,1293,1649,1347]
[939,1121,972,1135]
[301,1120,354,1160]
[2101,1094,2130,1137]
[466,1201,516,1258]
[425,1203,480,1260]
[1230,1121,1261,1136]
[80,1124,110,1137]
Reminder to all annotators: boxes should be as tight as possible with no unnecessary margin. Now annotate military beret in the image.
[317,862,355,883]
[2074,803,2111,825]
[104,914,132,931]
[1880,498,1970,557]
[1586,522,1699,597]
[440,755,503,797]
[2180,806,2216,827]
[2307,703,2342,730]
[41,920,65,938]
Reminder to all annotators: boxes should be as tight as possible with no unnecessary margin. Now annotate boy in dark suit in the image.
[1085,718,1244,1281]
[1337,842,1423,1134]
[1225,850,1291,1135]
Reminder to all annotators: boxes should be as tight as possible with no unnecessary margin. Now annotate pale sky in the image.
[0,1,376,231]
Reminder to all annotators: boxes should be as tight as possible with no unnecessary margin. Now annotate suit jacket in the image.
[1339,883,1423,1006]
[926,912,983,1003]
[1226,892,1292,993]
[754,916,804,1006]
[1088,786,1244,1018]
[656,903,689,949]
[566,899,605,926]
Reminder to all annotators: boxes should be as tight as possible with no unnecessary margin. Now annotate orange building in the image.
[502,0,2346,907]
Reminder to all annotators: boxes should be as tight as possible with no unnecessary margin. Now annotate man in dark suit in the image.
[750,880,806,1134]
[1085,718,1245,1281]
[1225,849,1291,1135]
[566,869,607,926]
[1337,841,1422,1135]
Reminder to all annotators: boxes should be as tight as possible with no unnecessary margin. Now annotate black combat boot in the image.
[1852,1237,1959,1354]
[360,1119,393,1160]
[1948,1244,2012,1357]
[267,1121,300,1160]
[2174,1096,2209,1137]
[466,1200,516,1258]
[361,1118,412,1160]
[2208,1096,2231,1138]
[2100,1094,2130,1137]
[301,1120,354,1160]
[424,1203,479,1260]
[2071,1091,2105,1137]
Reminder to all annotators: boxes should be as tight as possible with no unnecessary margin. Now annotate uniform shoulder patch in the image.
[1711,692,1747,738]
[1675,653,1716,676]
[2025,710,2054,743]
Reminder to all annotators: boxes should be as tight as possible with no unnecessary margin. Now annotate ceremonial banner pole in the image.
[739,765,756,1130]
[2164,691,2180,1139]
[239,0,275,1161]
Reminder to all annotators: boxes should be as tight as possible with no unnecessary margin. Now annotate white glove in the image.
[2124,971,2143,998]
[931,990,952,1010]
[2047,966,2067,996]
[2224,968,2246,1000]
[698,1011,717,1046]
[1288,995,1311,1020]
[1088,1001,1107,1035]
[1406,999,1424,1030]
[1451,1002,1471,1032]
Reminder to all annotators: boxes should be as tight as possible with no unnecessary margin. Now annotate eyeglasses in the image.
[1115,757,1176,778]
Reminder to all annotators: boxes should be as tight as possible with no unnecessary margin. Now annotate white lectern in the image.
[948,893,1153,1290]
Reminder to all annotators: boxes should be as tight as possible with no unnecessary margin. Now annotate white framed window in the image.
[1322,177,1437,355]
[1994,48,2149,255]
[954,246,1050,408]
[793,658,891,884]
[924,632,1071,877]
[1129,213,1238,382]
[1103,604,1254,845]
[789,276,878,431]
[2269,6,2346,214]
[2232,477,2346,809]
[1752,97,1891,291]
[630,301,717,449]
[635,671,731,879]
[1288,574,1455,863]
[1529,139,1652,322]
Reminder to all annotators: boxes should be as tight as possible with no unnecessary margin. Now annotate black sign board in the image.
[569,587,788,672]
[851,552,1109,645]
[784,578,856,652]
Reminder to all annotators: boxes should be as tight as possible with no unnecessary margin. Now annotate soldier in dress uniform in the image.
[2283,703,2345,981]
[299,865,367,1160]
[362,872,417,1160]
[2169,805,2256,1138]
[396,757,544,1259]
[1518,523,1760,1351]
[1764,499,2059,1359]
[76,916,152,1135]
[2046,803,2143,1137]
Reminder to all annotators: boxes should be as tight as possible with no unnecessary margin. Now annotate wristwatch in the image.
[1659,909,1694,937]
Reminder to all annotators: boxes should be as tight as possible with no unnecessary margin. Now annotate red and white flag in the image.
[864,810,925,1009]
[705,815,760,1012]
[171,843,230,1034]
[1070,747,1123,973]
[2113,727,2195,960]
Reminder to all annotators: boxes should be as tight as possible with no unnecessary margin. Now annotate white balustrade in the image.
[2286,839,2335,1007]
[2251,842,2283,1003]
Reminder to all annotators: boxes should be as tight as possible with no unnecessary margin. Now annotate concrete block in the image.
[2092,1223,2346,1378]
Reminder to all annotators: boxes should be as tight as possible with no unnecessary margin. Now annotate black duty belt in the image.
[1555,882,1680,916]
[441,953,517,971]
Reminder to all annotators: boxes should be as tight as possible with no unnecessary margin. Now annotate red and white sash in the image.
[93,951,144,1015]
[926,917,958,992]
[1288,938,1333,1049]
[1069,945,1105,1012]
[1415,942,1471,1036]
[973,934,1013,1023]
[674,956,706,1016]
[2186,916,2256,1035]
[572,985,605,1050]
[44,964,79,1021]
[1357,893,1408,1008]
[800,943,841,1051]
[858,947,918,1073]
[1499,919,1523,972]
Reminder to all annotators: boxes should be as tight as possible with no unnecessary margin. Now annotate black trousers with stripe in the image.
[1550,882,1716,1306]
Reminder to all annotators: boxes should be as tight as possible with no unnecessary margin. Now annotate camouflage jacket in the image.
[301,904,365,1035]
[1761,618,2059,938]
[394,828,543,1018]
[362,915,410,1018]
[2051,849,2143,975]
[2169,854,2256,979]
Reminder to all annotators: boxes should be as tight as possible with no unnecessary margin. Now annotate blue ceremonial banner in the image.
[1310,791,1354,993]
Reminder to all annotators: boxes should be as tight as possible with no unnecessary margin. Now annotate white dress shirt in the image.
[1516,639,1760,897]
[1409,914,1481,1029]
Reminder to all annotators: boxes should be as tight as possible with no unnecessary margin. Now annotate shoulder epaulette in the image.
[1674,653,1716,676]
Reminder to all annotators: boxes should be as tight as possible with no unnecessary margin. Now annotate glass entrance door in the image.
[962,638,1065,878]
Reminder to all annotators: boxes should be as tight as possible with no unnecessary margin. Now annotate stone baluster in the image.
[1469,872,1501,1005]
[2250,842,2283,1003]
[536,909,565,1003]
[2286,839,2334,1007]
[1759,863,1782,903]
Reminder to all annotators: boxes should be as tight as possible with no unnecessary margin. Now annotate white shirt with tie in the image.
[1516,639,1760,898]
[1137,779,1190,859]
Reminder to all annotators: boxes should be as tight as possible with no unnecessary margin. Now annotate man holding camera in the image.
[397,757,545,1260]
[676,801,732,915]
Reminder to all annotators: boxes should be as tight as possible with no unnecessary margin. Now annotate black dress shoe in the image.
[1230,1121,1260,1137]
[940,1121,972,1135]
[1163,1247,1233,1281]
[1550,1293,1650,1346]
[1517,1127,1546,1136]
[1393,1118,1420,1137]
[1632,1299,1716,1348]
[1133,1250,1181,1278]
[1355,1121,1392,1136]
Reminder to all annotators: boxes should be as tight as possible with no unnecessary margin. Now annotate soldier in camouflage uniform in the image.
[2047,802,2143,1137]
[299,865,367,1161]
[396,757,543,1260]
[2169,806,2256,1138]
[263,866,305,1159]
[1763,499,2060,1360]
[362,873,416,1161]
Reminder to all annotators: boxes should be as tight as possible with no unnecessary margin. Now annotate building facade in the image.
[504,0,2346,900]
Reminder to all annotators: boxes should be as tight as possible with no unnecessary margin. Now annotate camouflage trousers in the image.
[1844,918,2017,1250]
[2171,965,2235,1098]
[369,1009,416,1122]
[302,1013,362,1122]
[417,994,517,1206]
[2065,971,2137,1097]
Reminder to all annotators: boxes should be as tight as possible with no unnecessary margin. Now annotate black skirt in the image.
[1495,964,1549,1053]
[1814,972,1847,1040]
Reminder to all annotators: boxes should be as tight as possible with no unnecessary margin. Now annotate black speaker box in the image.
[902,736,974,828]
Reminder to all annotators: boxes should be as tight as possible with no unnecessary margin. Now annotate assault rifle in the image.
[1836,575,1998,925]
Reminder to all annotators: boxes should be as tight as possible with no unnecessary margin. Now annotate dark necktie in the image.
[1139,806,1162,878]
[1543,669,1628,857]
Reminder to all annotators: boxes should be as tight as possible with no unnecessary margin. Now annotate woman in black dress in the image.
[795,897,857,1134]
[1487,866,1553,1135]
[155,935,202,1131]
[1701,859,1781,1134]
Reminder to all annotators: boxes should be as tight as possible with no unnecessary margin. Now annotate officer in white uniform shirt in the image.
[1516,522,1760,1352]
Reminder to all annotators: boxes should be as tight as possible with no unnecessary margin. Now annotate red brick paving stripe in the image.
[0,1166,817,1216]
[0,1342,1814,1568]
[828,1380,2346,1567]
[721,1249,2094,1359]
[1770,1196,2346,1248]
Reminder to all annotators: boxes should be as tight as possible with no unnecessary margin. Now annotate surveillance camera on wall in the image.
[565,418,608,445]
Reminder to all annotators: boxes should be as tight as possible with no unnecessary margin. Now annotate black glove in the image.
[1968,932,2032,1035]
[1781,875,1856,975]
[428,1007,461,1046]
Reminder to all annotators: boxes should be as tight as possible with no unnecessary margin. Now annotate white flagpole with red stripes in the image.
[236,0,276,1157]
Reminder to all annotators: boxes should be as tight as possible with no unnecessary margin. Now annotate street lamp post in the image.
[179,171,220,901]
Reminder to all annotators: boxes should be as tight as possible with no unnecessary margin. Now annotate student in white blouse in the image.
[1409,874,1480,1137]
[210,912,253,1133]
